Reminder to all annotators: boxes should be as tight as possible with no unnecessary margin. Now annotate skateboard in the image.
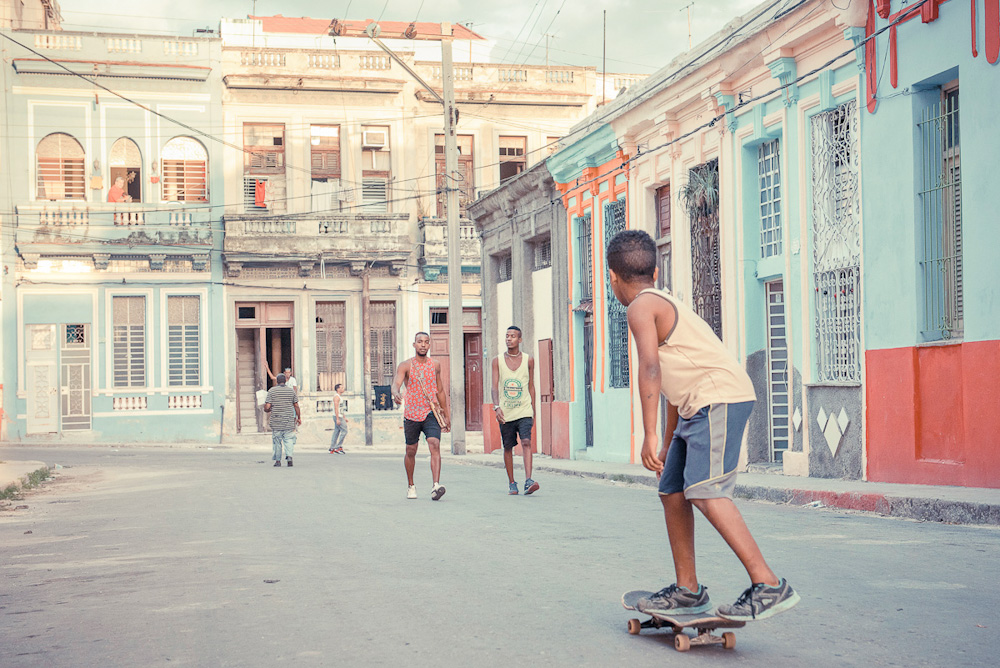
[622,590,745,652]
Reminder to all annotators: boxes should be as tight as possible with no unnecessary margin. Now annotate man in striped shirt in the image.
[264,373,300,467]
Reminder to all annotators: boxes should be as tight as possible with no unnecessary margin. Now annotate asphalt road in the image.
[2,445,998,667]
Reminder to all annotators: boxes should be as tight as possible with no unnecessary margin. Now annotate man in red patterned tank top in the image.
[392,332,451,501]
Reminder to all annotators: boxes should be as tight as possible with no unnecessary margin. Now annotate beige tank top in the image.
[641,288,756,419]
[497,354,533,422]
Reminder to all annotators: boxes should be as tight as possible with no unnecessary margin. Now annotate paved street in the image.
[2,445,998,667]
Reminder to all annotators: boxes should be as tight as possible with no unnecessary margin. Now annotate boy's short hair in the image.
[414,331,430,341]
[507,326,522,334]
[276,373,286,385]
[335,383,344,392]
[606,230,657,282]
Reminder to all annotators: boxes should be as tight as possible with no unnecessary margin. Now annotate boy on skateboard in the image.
[606,230,799,621]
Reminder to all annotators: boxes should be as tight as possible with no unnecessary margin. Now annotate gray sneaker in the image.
[717,579,800,621]
[637,584,712,616]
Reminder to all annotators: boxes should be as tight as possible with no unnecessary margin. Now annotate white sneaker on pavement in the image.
[407,485,417,500]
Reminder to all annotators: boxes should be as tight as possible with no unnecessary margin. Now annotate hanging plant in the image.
[677,160,719,223]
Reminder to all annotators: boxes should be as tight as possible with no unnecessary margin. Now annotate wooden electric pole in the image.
[441,33,466,455]
[365,21,466,455]
[361,266,374,446]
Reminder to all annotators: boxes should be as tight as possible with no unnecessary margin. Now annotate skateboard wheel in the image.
[627,619,641,635]
[722,632,736,649]
[674,634,691,652]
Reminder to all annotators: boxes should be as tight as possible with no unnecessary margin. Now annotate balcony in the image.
[418,217,480,280]
[222,48,406,94]
[222,213,411,265]
[15,203,213,254]
[414,62,595,108]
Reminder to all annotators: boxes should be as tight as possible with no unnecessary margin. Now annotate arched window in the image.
[162,137,208,202]
[109,137,142,203]
[36,133,85,201]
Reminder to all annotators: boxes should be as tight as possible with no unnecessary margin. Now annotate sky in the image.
[54,0,762,75]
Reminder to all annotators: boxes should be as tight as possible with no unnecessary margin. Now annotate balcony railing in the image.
[15,203,213,248]
[418,218,481,264]
[223,213,411,257]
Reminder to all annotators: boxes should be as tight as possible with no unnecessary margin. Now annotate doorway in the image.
[234,301,294,433]
[25,323,92,435]
[582,316,594,448]
[538,338,554,455]
[428,307,483,431]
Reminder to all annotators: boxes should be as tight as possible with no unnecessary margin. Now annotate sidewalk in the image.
[452,451,1000,527]
[4,441,999,526]
[0,460,49,496]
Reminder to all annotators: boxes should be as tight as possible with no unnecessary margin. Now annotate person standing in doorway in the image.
[264,373,300,467]
[284,367,298,394]
[492,326,539,495]
[391,332,450,501]
[329,383,348,454]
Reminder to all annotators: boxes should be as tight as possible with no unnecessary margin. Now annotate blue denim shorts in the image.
[658,401,754,500]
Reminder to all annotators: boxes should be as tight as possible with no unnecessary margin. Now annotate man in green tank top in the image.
[491,326,539,495]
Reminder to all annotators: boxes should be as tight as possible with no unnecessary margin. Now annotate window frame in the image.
[161,136,209,203]
[35,132,86,202]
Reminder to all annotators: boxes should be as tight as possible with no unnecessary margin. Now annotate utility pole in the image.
[364,22,466,455]
[442,31,466,456]
[361,266,373,446]
[681,1,694,50]
[602,10,607,105]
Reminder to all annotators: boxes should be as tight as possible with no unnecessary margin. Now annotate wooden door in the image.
[236,329,261,433]
[537,338,554,455]
[25,324,59,434]
[464,333,483,431]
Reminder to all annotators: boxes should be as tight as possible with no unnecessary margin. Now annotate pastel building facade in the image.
[0,28,226,442]
[216,15,637,442]
[860,0,1000,488]
[478,0,872,473]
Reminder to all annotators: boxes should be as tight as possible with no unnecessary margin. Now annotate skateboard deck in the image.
[622,590,745,652]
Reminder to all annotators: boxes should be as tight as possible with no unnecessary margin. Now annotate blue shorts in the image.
[658,401,754,500]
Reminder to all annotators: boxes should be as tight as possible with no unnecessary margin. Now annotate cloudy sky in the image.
[56,0,761,74]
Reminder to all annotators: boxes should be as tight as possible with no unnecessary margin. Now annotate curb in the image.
[457,458,1000,526]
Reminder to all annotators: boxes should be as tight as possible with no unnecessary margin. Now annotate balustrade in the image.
[113,396,147,411]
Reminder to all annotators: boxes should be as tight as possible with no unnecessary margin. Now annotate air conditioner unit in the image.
[362,130,388,149]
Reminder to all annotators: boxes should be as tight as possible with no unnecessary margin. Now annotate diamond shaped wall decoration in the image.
[837,408,850,435]
[792,407,802,432]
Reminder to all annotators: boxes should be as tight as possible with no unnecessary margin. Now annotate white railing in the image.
[318,220,347,234]
[35,206,90,226]
[359,54,391,70]
[241,51,286,67]
[308,53,340,69]
[244,219,296,234]
[499,69,527,83]
[35,34,81,50]
[112,207,145,226]
[164,41,198,56]
[107,38,142,53]
[169,211,194,226]
[168,395,203,409]
[113,396,147,411]
[546,70,574,84]
[459,225,477,240]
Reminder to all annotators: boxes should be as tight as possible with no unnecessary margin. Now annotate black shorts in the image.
[499,417,534,450]
[404,413,442,444]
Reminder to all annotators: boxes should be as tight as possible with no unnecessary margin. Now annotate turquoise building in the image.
[0,28,226,442]
[859,0,1000,488]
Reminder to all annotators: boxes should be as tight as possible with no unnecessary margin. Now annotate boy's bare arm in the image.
[627,300,666,473]
[434,359,451,425]
[490,357,504,422]
[528,356,536,415]
[661,401,679,462]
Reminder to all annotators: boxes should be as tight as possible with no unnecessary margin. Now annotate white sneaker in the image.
[407,485,417,499]
[431,483,446,501]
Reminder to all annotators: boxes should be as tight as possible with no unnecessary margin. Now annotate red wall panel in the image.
[866,341,1000,488]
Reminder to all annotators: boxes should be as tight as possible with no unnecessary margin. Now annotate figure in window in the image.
[108,173,135,203]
